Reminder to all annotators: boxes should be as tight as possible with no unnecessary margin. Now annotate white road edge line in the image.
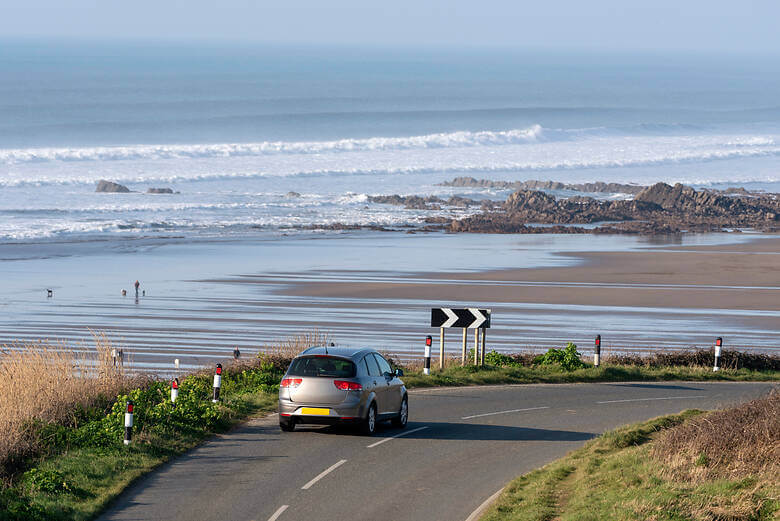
[266,505,288,521]
[597,395,708,404]
[367,426,429,448]
[301,459,347,490]
[464,487,504,521]
[461,406,549,420]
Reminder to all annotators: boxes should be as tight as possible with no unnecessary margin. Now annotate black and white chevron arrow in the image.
[431,308,491,329]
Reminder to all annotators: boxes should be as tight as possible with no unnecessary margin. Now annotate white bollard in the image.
[171,378,179,405]
[124,401,134,445]
[424,336,432,375]
[212,364,222,402]
[714,337,723,372]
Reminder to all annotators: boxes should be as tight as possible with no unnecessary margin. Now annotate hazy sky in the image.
[2,0,779,53]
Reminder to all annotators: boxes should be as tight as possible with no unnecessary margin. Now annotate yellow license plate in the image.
[301,408,331,416]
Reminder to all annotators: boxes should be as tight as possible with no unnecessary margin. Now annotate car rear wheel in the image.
[392,396,408,428]
[279,419,295,432]
[361,402,377,435]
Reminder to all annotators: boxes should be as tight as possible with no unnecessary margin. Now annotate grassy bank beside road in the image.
[0,344,288,521]
[401,363,780,389]
[0,336,777,521]
[480,391,779,521]
[400,346,780,388]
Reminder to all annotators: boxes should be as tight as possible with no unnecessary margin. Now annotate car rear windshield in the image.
[287,356,357,378]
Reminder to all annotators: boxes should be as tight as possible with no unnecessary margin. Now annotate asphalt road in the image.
[99,381,775,521]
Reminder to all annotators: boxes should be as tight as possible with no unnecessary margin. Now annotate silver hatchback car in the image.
[278,346,408,434]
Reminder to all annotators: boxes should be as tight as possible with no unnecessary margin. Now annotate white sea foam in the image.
[7,123,770,167]
[2,126,779,241]
[0,126,548,165]
[1,139,778,188]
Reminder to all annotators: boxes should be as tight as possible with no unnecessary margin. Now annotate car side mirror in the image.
[394,368,404,377]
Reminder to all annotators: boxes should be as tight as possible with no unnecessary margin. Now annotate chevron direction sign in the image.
[431,308,491,329]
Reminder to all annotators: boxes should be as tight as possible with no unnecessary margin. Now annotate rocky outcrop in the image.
[146,187,174,194]
[286,191,302,198]
[369,195,444,210]
[96,180,131,193]
[440,177,646,194]
[368,194,484,210]
[449,182,779,234]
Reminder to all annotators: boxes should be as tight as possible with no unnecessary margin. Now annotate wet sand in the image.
[277,237,780,311]
[1,233,777,374]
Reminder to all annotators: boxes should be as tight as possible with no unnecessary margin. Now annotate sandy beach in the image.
[278,237,780,311]
[1,232,777,373]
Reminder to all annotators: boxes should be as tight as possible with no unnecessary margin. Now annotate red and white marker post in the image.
[424,336,432,375]
[212,364,222,403]
[124,400,134,446]
[594,335,601,367]
[714,337,723,372]
[171,378,179,405]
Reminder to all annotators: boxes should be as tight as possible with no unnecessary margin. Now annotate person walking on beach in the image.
[134,280,140,297]
[233,347,241,360]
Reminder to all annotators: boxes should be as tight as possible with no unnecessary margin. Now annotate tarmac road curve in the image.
[98,381,774,521]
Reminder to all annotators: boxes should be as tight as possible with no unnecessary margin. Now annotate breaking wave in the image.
[0,126,549,165]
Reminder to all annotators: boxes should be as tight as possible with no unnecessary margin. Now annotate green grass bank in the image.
[480,391,779,521]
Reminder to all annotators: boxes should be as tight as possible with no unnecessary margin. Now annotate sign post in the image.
[481,328,486,365]
[431,308,491,367]
[462,328,467,365]
[439,327,445,369]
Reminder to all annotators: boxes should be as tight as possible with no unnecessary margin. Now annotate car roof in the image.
[298,346,376,360]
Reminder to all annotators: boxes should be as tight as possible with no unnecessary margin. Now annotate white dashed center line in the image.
[301,459,347,490]
[266,505,288,521]
[366,426,429,448]
[461,406,549,420]
[596,395,707,404]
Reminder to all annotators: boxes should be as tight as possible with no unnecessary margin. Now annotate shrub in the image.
[535,343,586,371]
[485,350,518,367]
[22,468,72,494]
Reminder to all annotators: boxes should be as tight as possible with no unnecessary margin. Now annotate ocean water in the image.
[1,40,779,242]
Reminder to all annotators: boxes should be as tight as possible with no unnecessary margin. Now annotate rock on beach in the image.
[96,180,131,193]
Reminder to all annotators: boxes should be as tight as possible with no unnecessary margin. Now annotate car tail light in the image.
[280,378,302,388]
[334,380,362,391]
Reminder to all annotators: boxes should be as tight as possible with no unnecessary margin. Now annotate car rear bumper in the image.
[279,399,365,424]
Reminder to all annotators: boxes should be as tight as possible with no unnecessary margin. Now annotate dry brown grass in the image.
[652,390,780,481]
[248,330,333,372]
[259,329,331,358]
[0,333,137,477]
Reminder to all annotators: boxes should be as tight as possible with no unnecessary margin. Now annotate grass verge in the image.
[401,363,780,389]
[480,392,779,521]
[0,358,286,521]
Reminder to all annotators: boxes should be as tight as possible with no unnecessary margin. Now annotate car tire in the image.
[391,396,408,429]
[361,402,377,435]
[279,419,295,432]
